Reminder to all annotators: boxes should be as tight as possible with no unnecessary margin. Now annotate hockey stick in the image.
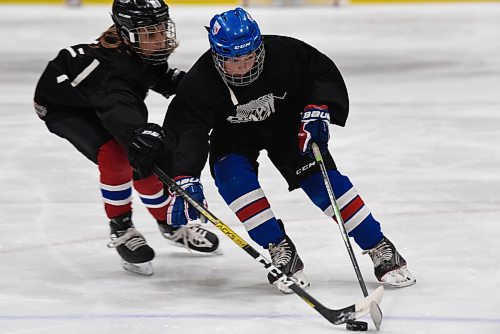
[152,165,383,326]
[311,143,383,330]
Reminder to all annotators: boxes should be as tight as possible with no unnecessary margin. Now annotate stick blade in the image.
[370,301,383,330]
[354,286,384,319]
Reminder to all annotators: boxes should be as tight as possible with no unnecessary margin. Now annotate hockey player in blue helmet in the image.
[133,7,416,292]
[208,7,265,86]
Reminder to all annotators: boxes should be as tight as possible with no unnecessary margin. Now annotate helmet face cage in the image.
[126,18,177,65]
[112,0,177,65]
[208,8,265,86]
[212,42,265,87]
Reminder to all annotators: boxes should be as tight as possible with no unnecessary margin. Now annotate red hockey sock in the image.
[134,174,169,222]
[97,139,133,219]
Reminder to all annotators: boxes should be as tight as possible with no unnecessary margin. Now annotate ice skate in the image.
[267,235,310,293]
[158,221,222,255]
[108,213,155,276]
[363,236,416,288]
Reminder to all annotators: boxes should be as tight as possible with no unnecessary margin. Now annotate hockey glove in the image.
[128,123,165,178]
[167,176,207,227]
[298,104,330,156]
[157,68,186,98]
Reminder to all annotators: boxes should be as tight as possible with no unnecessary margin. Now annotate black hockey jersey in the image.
[164,35,349,177]
[34,43,181,146]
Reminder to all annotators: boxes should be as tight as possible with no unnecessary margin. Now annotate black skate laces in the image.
[362,241,393,267]
[170,223,214,252]
[269,239,293,268]
[108,228,147,251]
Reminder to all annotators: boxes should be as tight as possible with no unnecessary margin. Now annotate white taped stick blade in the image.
[370,301,383,330]
[354,286,384,319]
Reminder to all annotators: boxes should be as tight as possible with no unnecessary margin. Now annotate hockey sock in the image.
[133,174,169,222]
[97,139,133,219]
[300,169,383,250]
[214,154,284,248]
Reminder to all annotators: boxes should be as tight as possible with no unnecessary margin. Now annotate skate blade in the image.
[276,270,310,294]
[122,261,153,276]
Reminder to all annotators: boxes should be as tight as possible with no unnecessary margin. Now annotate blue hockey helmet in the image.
[208,8,265,86]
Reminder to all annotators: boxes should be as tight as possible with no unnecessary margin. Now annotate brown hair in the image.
[91,25,123,49]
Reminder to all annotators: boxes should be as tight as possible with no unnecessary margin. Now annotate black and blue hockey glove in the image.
[167,176,207,227]
[298,104,330,156]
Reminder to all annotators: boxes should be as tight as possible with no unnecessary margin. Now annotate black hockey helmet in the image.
[111,0,177,65]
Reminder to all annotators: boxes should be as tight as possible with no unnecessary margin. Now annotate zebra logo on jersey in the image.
[227,92,286,123]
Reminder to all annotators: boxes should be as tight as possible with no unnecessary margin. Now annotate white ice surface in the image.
[1,3,499,334]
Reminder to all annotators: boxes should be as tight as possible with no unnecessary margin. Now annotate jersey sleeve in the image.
[92,75,148,147]
[298,40,349,127]
[151,66,186,98]
[162,73,216,178]
[34,45,100,109]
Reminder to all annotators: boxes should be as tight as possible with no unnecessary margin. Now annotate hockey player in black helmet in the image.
[33,0,220,276]
[135,7,415,292]
[111,0,178,65]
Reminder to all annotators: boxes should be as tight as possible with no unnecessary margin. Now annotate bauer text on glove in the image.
[167,176,207,227]
[298,104,330,155]
[127,123,165,178]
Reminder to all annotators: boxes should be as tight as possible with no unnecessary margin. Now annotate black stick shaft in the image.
[311,144,369,297]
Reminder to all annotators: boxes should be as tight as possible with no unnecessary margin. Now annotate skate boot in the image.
[157,221,221,255]
[267,234,310,294]
[362,236,416,288]
[108,212,155,276]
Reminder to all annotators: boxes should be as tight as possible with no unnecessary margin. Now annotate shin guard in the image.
[300,170,383,250]
[97,139,133,219]
[214,154,284,248]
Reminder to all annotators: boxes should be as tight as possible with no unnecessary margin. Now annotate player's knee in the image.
[214,154,253,187]
[300,172,331,211]
[97,139,131,175]
[133,174,162,192]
